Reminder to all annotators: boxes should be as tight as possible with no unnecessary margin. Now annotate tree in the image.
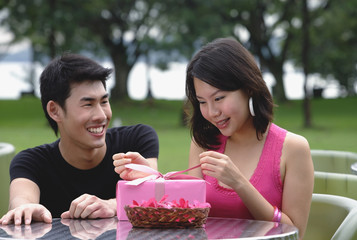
[0,0,174,100]
[153,0,300,103]
[309,1,357,95]
[73,1,173,100]
[224,0,300,103]
[301,0,312,127]
[0,0,83,61]
[289,0,357,96]
[0,0,82,96]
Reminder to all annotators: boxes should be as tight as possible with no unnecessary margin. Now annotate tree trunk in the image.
[302,0,312,128]
[48,0,57,59]
[146,55,153,101]
[269,66,287,103]
[109,53,131,101]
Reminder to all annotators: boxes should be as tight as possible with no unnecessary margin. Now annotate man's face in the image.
[58,80,112,150]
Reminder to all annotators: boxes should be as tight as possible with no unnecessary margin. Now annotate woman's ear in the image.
[46,100,62,122]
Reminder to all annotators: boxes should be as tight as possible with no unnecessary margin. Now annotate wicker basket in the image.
[124,205,210,228]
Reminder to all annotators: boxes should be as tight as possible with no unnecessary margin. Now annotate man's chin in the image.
[90,138,106,149]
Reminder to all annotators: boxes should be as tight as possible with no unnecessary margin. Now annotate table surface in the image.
[0,217,298,240]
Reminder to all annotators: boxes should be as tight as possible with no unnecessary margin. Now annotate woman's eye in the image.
[215,96,224,101]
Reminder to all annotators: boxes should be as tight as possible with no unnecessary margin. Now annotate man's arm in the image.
[0,178,52,225]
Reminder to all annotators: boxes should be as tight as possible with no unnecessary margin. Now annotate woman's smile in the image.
[215,118,230,129]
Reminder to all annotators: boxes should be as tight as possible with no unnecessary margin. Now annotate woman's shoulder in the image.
[270,123,309,152]
[282,130,312,171]
[285,131,310,153]
[271,123,311,166]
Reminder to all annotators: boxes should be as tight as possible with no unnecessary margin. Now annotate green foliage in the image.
[289,1,357,94]
[2,0,356,101]
[0,97,356,173]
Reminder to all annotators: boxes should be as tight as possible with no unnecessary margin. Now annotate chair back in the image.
[311,149,357,174]
[311,150,357,200]
[314,171,357,200]
[305,194,357,240]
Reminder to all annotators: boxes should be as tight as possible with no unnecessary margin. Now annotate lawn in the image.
[0,96,356,173]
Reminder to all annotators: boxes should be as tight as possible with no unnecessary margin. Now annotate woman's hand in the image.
[113,152,156,180]
[199,151,243,188]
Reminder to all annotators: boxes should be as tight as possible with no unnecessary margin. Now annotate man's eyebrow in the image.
[80,93,109,102]
[102,93,109,99]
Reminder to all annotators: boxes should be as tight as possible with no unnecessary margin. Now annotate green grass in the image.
[274,97,357,152]
[1,96,356,173]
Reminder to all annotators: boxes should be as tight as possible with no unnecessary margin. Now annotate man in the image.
[0,54,159,225]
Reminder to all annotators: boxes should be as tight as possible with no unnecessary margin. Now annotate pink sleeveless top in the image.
[205,123,287,219]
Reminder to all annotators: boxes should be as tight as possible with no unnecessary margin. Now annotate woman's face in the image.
[193,77,252,137]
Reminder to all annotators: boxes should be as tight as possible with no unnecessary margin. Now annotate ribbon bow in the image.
[124,163,201,186]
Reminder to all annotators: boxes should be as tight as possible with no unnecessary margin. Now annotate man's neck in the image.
[58,140,107,170]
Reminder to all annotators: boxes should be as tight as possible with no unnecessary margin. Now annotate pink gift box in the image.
[116,178,206,220]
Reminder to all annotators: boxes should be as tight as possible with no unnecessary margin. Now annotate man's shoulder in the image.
[106,124,158,148]
[14,140,60,160]
[107,124,156,135]
[10,140,61,181]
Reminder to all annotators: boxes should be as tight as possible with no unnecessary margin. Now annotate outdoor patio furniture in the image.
[311,149,357,200]
[311,149,357,174]
[305,193,357,240]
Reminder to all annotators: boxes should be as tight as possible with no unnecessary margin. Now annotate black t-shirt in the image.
[9,124,159,217]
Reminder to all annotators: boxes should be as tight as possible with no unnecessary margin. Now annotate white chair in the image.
[305,193,357,240]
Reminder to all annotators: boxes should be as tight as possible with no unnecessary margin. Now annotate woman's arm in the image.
[280,132,314,239]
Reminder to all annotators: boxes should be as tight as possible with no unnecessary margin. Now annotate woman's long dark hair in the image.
[185,37,274,150]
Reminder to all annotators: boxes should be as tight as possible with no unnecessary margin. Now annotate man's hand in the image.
[0,203,52,225]
[113,152,157,180]
[0,221,52,239]
[61,194,116,219]
[61,217,117,240]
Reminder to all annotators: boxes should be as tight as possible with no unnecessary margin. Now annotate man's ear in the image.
[47,100,62,122]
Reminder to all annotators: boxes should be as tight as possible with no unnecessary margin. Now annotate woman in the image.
[186,37,314,239]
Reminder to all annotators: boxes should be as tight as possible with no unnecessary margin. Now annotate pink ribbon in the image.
[124,164,202,201]
[124,164,202,186]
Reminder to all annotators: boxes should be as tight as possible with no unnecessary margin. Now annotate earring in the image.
[249,97,255,117]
